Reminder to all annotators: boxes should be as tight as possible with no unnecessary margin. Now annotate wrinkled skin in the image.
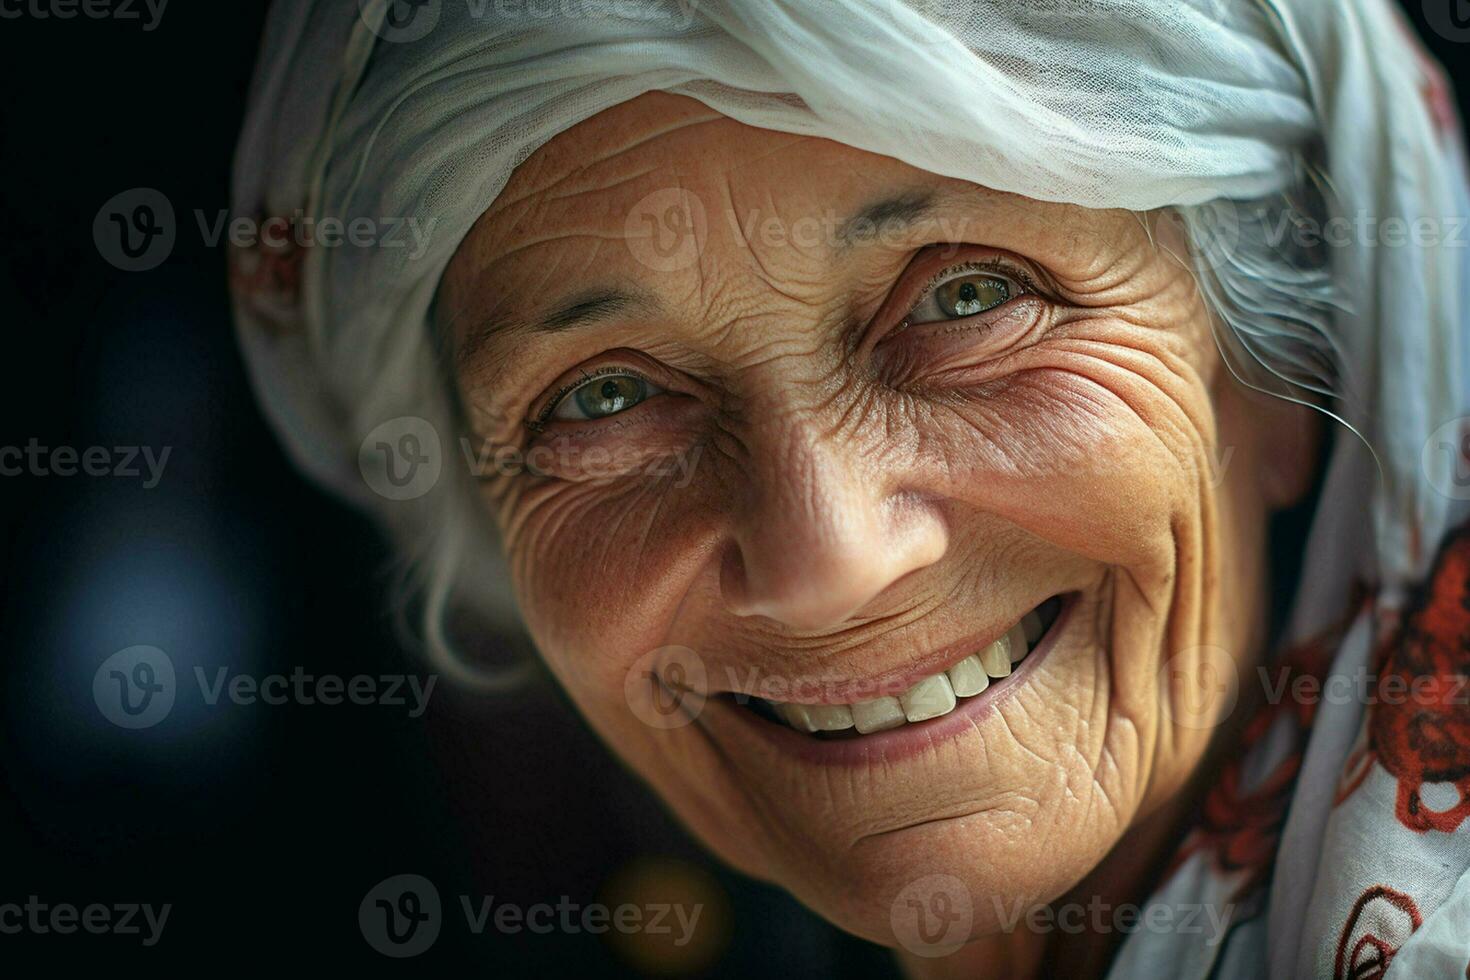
[438,93,1318,974]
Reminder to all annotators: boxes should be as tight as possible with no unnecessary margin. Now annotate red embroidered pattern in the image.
[1339,521,1470,833]
[227,210,310,336]
[1332,885,1422,980]
[1164,614,1346,902]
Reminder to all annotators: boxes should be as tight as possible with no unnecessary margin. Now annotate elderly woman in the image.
[229,1,1470,976]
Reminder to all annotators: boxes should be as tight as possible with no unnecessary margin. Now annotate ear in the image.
[1250,390,1322,509]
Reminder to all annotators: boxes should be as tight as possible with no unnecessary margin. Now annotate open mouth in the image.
[728,595,1066,739]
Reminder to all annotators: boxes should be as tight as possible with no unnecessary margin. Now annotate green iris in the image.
[935,274,1010,317]
[571,374,647,419]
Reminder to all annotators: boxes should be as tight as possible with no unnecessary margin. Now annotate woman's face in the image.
[439,92,1315,946]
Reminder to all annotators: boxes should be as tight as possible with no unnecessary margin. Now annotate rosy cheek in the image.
[913,352,1207,576]
[498,469,714,661]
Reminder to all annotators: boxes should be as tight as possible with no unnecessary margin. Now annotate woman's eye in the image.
[906,267,1022,325]
[549,373,663,421]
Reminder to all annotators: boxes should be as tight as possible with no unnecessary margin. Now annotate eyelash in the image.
[903,257,1036,325]
[531,363,656,429]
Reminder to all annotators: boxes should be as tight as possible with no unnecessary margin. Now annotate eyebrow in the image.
[453,287,658,369]
[539,288,651,329]
[835,189,937,248]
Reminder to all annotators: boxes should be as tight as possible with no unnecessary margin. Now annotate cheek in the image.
[491,472,720,699]
[915,331,1219,580]
[908,317,1233,784]
[487,473,775,874]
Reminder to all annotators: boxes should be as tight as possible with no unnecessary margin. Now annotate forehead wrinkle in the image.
[559,108,730,171]
[485,161,950,328]
[535,166,667,214]
[486,224,639,263]
[720,132,826,177]
[720,184,838,308]
[482,154,656,236]
[494,110,734,218]
[494,120,823,257]
[447,248,592,366]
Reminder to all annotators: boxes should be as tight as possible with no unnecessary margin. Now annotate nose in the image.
[720,424,948,631]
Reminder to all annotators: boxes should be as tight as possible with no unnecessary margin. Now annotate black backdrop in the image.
[1,1,1465,974]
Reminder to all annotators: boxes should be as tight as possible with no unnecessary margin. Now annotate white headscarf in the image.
[229,1,1470,974]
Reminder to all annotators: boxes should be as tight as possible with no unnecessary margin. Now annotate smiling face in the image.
[438,92,1317,947]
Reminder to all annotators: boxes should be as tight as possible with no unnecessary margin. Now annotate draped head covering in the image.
[229,1,1470,974]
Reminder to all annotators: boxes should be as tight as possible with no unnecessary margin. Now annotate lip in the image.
[698,592,1080,766]
[707,595,1068,706]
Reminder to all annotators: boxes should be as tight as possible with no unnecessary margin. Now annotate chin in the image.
[601,587,1167,952]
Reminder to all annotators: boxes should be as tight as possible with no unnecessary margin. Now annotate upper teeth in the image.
[772,611,1044,735]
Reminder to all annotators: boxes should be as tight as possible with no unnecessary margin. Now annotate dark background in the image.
[0,1,1464,974]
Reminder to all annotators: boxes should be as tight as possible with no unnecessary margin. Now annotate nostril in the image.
[717,542,754,615]
[718,537,895,631]
[722,516,949,630]
[720,480,949,630]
